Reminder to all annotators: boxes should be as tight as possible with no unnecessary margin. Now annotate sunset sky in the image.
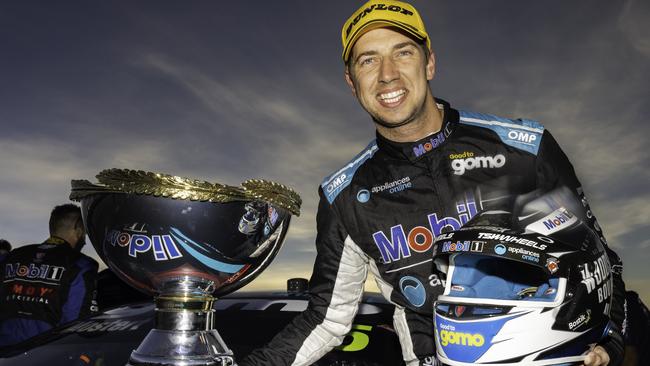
[1,0,648,302]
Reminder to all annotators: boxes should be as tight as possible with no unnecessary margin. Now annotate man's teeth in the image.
[379,90,405,103]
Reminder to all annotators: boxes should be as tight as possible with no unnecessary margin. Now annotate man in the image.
[0,204,98,346]
[241,1,625,365]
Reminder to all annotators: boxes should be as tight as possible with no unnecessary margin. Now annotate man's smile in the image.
[377,88,407,107]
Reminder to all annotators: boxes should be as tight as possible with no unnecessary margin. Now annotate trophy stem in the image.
[127,277,235,366]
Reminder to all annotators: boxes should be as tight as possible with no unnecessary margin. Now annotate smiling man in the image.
[240,1,626,366]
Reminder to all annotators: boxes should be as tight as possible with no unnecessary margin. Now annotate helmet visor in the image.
[438,253,566,308]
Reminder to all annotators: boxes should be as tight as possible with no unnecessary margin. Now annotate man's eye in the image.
[397,50,414,57]
[359,57,376,66]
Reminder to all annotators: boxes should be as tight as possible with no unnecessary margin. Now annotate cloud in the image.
[0,137,171,243]
[619,0,650,58]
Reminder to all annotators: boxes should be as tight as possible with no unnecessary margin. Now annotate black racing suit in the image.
[0,237,99,346]
[241,99,625,366]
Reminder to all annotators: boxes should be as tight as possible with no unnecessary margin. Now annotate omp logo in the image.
[372,195,478,263]
[346,4,414,37]
[451,154,506,175]
[106,230,183,261]
[438,325,485,347]
[5,263,65,281]
[326,173,347,193]
[507,129,538,144]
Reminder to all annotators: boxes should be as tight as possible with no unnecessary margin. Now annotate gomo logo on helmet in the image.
[450,154,506,175]
[438,330,485,347]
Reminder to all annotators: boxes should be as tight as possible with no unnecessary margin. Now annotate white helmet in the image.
[432,198,614,365]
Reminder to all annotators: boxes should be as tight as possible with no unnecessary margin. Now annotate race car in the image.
[0,270,405,366]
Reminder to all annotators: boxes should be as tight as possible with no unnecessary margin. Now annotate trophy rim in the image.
[69,168,301,216]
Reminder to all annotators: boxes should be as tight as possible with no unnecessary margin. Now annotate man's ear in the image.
[345,68,357,97]
[426,49,436,81]
[74,220,84,241]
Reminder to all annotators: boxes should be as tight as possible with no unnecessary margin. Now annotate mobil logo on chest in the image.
[372,196,478,264]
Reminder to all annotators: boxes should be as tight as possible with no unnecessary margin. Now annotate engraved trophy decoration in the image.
[70,169,301,366]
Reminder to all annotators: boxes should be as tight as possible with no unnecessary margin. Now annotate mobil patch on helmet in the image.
[526,207,578,236]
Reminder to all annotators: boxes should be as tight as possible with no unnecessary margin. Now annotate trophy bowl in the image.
[70,169,301,366]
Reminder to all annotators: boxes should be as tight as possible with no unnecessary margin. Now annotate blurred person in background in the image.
[0,204,98,347]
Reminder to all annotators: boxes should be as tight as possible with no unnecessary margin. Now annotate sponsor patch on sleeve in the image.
[321,140,378,204]
[459,111,544,155]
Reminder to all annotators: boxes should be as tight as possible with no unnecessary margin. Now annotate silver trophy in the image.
[70,169,301,366]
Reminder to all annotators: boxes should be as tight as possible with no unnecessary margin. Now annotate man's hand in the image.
[583,345,610,366]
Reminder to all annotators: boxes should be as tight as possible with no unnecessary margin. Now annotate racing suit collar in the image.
[376,98,458,162]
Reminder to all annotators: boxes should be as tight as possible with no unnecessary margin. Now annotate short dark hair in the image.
[49,204,83,235]
[0,239,11,252]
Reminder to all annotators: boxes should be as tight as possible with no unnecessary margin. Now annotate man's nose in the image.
[378,58,399,84]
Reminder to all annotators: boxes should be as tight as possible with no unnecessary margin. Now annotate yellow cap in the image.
[342,0,430,63]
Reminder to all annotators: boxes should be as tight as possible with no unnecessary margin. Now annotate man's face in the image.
[345,28,435,127]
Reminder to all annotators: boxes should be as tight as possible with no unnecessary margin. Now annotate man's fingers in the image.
[583,346,610,366]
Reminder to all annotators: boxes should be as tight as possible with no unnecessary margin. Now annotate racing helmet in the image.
[432,194,614,366]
